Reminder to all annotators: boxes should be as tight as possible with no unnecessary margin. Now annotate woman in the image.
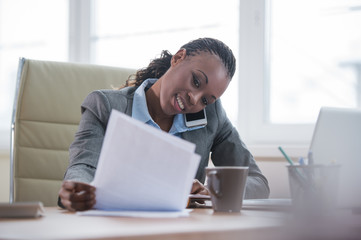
[58,37,270,211]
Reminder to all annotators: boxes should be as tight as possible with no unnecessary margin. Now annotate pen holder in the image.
[287,164,340,215]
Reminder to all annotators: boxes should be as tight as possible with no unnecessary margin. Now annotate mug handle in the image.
[208,171,222,198]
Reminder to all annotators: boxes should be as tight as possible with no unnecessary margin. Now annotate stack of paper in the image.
[91,109,200,212]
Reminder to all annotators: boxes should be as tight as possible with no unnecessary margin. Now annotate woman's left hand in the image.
[190,179,209,195]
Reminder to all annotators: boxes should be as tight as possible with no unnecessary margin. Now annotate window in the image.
[270,0,361,123]
[90,0,239,124]
[238,0,361,156]
[0,0,68,150]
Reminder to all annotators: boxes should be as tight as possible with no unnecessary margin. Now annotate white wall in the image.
[256,159,290,198]
[0,152,10,202]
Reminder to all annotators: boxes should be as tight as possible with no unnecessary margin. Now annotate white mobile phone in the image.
[184,109,207,127]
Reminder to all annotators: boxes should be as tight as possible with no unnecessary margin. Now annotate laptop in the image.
[309,107,361,209]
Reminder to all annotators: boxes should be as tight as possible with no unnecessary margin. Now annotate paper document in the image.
[78,209,191,218]
[242,199,292,211]
[91,109,201,212]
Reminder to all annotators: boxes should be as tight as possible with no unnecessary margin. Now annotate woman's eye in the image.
[192,73,200,88]
[202,97,208,106]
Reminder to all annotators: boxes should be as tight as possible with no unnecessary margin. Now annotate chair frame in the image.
[10,57,26,203]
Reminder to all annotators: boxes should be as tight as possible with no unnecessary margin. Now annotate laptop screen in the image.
[310,107,361,208]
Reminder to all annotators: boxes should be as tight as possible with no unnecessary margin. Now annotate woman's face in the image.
[159,49,230,116]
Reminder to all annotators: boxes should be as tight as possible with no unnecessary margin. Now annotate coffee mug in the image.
[206,166,249,213]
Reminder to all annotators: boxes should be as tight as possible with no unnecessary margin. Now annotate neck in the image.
[146,81,174,132]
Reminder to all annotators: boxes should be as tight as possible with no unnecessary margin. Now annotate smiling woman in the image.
[58,38,270,212]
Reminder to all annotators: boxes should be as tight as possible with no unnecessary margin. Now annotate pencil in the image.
[278,146,294,165]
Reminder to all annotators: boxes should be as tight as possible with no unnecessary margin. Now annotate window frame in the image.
[68,0,92,63]
[237,0,312,157]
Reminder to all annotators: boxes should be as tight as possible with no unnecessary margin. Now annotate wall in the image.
[0,151,10,202]
[256,157,290,198]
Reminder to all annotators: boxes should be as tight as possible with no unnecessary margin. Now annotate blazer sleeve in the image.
[63,90,112,183]
[210,100,270,199]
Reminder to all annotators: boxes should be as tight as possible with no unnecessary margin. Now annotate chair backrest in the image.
[10,58,135,206]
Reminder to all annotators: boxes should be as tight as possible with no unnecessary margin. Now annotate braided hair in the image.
[122,37,236,88]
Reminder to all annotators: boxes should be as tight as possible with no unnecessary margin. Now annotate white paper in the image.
[242,199,292,210]
[91,109,201,212]
[77,209,191,218]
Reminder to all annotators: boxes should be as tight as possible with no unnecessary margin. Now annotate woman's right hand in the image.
[58,180,96,212]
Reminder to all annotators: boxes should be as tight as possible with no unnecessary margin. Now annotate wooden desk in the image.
[0,207,287,240]
[1,207,360,240]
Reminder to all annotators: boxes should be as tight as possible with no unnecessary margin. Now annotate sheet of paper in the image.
[77,209,192,218]
[189,194,211,200]
[91,109,201,212]
[242,199,292,211]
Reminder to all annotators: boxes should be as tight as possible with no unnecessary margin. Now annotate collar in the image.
[132,78,204,135]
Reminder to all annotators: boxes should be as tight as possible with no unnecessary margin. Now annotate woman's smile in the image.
[175,93,185,112]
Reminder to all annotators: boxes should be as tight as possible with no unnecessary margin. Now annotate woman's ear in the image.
[171,48,186,66]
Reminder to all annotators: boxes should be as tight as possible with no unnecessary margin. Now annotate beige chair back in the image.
[10,58,135,206]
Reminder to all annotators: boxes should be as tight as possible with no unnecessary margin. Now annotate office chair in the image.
[10,58,135,206]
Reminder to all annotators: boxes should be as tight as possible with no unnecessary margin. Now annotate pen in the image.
[279,147,317,195]
[307,151,314,165]
[279,146,311,193]
[278,146,294,165]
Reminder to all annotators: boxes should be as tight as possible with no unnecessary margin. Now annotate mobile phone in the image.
[184,109,207,127]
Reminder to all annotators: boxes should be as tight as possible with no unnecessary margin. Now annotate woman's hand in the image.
[190,179,209,195]
[58,181,96,212]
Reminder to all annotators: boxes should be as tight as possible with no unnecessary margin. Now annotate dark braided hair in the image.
[122,38,236,88]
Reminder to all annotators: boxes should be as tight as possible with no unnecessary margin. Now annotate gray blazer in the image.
[64,86,270,199]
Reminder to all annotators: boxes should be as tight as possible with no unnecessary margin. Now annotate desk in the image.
[0,207,287,240]
[0,207,360,240]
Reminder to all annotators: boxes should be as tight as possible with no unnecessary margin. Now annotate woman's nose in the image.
[188,92,201,106]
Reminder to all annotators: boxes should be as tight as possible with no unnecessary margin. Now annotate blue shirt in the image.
[132,78,204,136]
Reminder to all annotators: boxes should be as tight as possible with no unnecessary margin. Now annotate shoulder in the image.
[80,86,137,121]
[205,99,228,124]
[89,87,136,103]
[203,99,236,140]
[82,87,135,108]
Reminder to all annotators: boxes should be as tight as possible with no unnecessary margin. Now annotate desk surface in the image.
[0,207,287,240]
[0,207,360,240]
